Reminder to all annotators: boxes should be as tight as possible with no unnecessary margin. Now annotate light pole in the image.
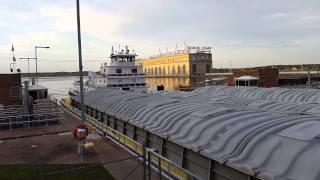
[10,63,14,72]
[35,46,50,83]
[76,0,85,123]
[76,0,86,163]
[20,57,36,83]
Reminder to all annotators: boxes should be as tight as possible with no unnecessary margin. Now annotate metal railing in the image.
[0,100,63,130]
[102,73,144,77]
[0,113,62,130]
[61,101,190,180]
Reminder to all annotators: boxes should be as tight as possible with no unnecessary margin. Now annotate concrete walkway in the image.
[0,112,162,179]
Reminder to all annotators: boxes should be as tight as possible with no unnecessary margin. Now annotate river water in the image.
[22,76,81,100]
[23,76,205,100]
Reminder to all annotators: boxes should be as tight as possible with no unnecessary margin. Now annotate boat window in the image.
[192,64,196,73]
[132,69,137,73]
[206,64,211,73]
[116,69,122,73]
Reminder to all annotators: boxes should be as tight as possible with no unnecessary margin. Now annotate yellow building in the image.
[137,47,212,77]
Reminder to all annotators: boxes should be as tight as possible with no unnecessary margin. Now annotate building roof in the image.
[235,76,259,80]
[28,84,48,91]
[72,86,320,180]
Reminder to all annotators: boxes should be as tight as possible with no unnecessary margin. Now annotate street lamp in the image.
[76,0,85,123]
[20,57,36,83]
[35,46,50,83]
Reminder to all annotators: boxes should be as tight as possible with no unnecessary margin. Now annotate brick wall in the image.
[228,67,279,87]
[258,68,279,87]
[0,74,22,106]
[228,69,259,86]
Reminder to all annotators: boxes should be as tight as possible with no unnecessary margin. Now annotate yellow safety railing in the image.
[61,101,189,180]
[149,152,188,180]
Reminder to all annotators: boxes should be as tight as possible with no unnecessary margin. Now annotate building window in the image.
[177,65,181,74]
[168,66,170,75]
[158,67,161,75]
[116,69,122,73]
[163,67,166,75]
[132,68,137,73]
[250,80,258,86]
[155,67,158,75]
[192,64,196,74]
[206,64,211,73]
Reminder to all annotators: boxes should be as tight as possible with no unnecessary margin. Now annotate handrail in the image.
[61,101,190,180]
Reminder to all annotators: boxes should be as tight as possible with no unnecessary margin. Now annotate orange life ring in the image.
[72,124,89,141]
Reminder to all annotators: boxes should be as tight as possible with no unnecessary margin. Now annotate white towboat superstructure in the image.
[69,46,147,95]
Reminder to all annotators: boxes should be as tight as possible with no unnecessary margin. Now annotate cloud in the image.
[264,12,290,19]
[1,0,320,72]
[10,32,62,47]
[14,13,32,21]
[298,15,320,29]
[40,5,134,43]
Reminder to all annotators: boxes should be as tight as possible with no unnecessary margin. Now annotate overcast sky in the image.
[0,0,319,73]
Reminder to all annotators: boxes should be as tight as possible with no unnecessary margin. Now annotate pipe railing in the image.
[61,101,191,180]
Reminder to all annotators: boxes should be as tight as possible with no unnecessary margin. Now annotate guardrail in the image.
[61,101,190,180]
[0,112,63,130]
[103,73,144,77]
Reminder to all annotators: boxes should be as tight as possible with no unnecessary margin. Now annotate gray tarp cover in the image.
[72,86,320,180]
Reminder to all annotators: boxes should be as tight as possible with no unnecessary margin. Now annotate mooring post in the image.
[143,142,147,180]
[147,151,151,180]
[158,156,162,180]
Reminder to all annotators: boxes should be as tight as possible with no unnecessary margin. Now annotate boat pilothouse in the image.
[70,46,147,95]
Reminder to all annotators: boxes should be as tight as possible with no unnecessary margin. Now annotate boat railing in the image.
[102,73,144,77]
[0,112,63,130]
[0,100,63,130]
